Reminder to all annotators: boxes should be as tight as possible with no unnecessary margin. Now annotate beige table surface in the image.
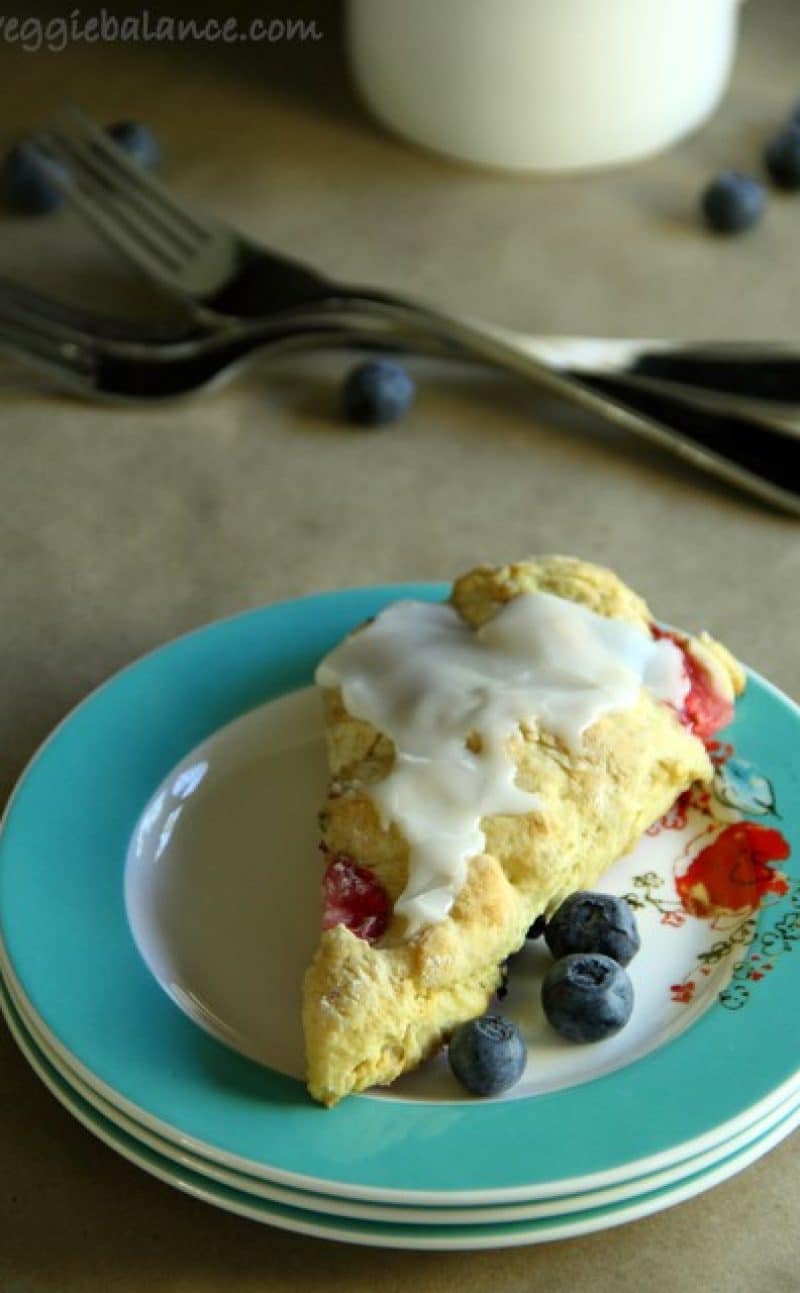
[2,3,800,1289]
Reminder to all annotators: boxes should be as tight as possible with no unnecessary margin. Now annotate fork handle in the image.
[346,294,800,515]
[340,291,800,409]
[480,333,800,411]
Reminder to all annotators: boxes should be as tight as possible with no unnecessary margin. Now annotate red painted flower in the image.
[675,822,790,921]
[707,739,735,767]
[661,909,686,928]
[660,790,692,833]
[670,981,696,1004]
[321,851,391,943]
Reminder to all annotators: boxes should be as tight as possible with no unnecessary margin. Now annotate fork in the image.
[1,274,797,429]
[1,288,798,516]
[34,111,800,429]
[0,301,423,401]
[5,275,800,422]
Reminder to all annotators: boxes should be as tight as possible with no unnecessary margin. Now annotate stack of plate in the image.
[2,586,799,1251]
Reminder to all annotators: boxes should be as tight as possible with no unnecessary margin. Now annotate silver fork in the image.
[34,111,800,441]
[1,288,798,516]
[0,299,426,402]
[5,275,800,422]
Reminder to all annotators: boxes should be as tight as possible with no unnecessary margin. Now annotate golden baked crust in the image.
[302,556,744,1106]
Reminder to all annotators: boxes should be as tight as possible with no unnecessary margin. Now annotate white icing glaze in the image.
[316,592,688,937]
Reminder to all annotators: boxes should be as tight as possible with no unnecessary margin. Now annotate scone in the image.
[302,556,745,1107]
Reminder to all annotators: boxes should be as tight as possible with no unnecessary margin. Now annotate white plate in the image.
[125,688,755,1102]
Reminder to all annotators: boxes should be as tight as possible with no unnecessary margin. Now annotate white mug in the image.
[348,0,743,172]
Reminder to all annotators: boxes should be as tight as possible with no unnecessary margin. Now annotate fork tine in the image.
[49,129,200,260]
[60,105,214,243]
[0,277,197,346]
[0,312,95,376]
[0,278,116,348]
[48,125,201,259]
[40,130,196,271]
[35,132,198,286]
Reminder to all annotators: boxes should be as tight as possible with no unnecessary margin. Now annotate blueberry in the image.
[701,171,765,234]
[526,913,547,940]
[542,953,633,1043]
[342,360,415,427]
[545,892,640,966]
[106,121,162,172]
[765,127,800,191]
[1,141,65,215]
[448,1014,526,1096]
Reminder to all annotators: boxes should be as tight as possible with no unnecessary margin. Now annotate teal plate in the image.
[1,585,799,1204]
[9,964,800,1226]
[3,973,799,1250]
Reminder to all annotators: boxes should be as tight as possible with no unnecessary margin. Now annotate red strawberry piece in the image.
[651,625,733,741]
[321,853,390,943]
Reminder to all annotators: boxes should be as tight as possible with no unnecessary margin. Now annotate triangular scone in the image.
[303,556,745,1106]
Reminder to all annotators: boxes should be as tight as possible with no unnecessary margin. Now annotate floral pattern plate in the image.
[0,585,797,1206]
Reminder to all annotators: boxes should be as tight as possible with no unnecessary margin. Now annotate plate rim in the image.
[8,967,800,1225]
[3,972,799,1250]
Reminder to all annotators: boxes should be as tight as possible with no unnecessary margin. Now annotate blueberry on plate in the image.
[764,127,800,191]
[448,1014,526,1096]
[1,141,65,215]
[526,913,547,940]
[107,121,162,171]
[542,953,634,1043]
[544,891,640,966]
[700,171,765,234]
[342,359,415,427]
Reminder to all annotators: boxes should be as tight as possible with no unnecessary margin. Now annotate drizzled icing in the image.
[316,592,689,937]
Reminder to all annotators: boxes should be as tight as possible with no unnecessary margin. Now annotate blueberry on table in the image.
[106,121,162,171]
[342,360,415,427]
[542,954,634,1043]
[544,891,640,966]
[1,141,65,215]
[448,1015,526,1096]
[700,171,765,234]
[764,128,800,190]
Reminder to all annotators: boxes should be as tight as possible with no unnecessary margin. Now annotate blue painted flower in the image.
[714,758,777,817]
